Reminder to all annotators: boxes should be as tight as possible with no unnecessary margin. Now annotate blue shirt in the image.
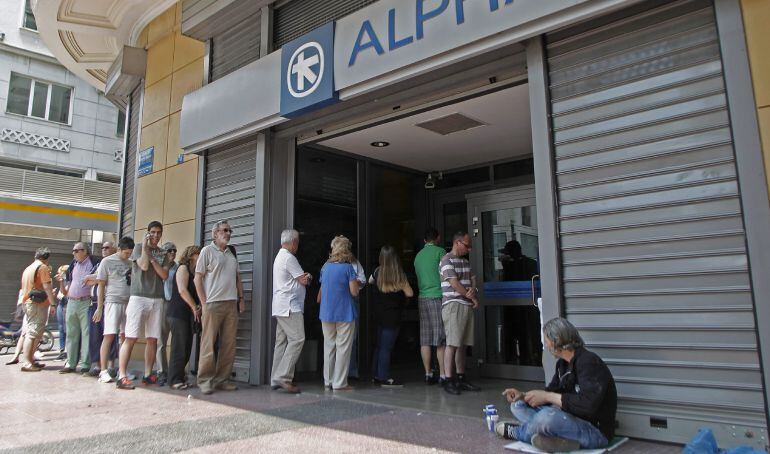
[319,262,358,323]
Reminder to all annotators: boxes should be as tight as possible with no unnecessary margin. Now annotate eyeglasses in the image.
[72,248,84,253]
[220,228,233,233]
[167,249,177,253]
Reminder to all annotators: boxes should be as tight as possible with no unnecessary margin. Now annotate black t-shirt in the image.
[371,268,406,328]
[167,265,198,320]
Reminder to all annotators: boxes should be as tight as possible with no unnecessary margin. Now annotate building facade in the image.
[33,0,770,449]
[0,0,123,317]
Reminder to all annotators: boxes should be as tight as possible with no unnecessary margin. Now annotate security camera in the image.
[425,174,436,190]
[424,172,442,189]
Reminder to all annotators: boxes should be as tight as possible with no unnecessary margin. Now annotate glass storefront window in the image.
[480,206,539,299]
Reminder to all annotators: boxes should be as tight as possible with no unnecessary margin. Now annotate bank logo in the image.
[280,22,337,118]
[287,42,324,98]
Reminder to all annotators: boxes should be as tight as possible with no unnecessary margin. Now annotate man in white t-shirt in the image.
[93,237,134,383]
[270,229,310,394]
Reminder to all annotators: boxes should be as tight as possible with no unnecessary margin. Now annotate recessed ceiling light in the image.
[371,141,390,147]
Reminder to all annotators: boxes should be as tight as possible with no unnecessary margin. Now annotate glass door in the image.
[467,186,544,381]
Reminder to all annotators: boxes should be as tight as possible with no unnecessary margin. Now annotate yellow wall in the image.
[133,2,204,251]
[742,0,770,198]
[129,2,204,357]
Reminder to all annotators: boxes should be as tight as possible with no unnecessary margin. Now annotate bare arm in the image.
[236,271,245,313]
[177,266,201,323]
[137,242,151,271]
[84,273,98,286]
[447,277,470,296]
[349,279,360,297]
[42,281,56,307]
[194,272,207,306]
[403,282,414,298]
[93,280,106,322]
[524,390,563,409]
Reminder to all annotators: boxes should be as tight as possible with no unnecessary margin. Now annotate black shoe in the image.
[443,379,461,395]
[424,374,437,385]
[56,352,67,360]
[87,367,100,377]
[107,367,118,378]
[457,374,481,392]
[372,378,384,386]
[380,378,404,388]
[157,373,168,386]
[531,434,580,453]
[58,367,75,374]
[495,421,519,440]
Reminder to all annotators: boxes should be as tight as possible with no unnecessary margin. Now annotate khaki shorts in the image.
[24,301,48,340]
[442,301,474,347]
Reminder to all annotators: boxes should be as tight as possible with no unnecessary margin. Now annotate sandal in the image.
[171,382,190,390]
[5,358,19,365]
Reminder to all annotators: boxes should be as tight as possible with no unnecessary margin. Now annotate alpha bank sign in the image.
[280,0,589,117]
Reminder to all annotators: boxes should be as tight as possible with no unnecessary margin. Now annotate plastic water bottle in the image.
[483,404,498,432]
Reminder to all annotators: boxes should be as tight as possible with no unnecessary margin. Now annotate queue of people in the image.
[9,219,243,396]
[9,221,618,453]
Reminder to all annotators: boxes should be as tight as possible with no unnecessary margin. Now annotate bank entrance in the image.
[292,82,544,386]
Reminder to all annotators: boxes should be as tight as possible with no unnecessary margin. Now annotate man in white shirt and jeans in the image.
[270,229,310,394]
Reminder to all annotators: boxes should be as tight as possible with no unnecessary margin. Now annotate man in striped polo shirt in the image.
[440,231,481,395]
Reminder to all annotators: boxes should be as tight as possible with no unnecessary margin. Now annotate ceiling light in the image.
[371,141,390,147]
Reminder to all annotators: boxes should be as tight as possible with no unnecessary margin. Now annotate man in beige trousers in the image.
[194,220,244,395]
[270,229,311,394]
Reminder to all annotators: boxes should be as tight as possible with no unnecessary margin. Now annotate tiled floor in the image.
[0,352,682,453]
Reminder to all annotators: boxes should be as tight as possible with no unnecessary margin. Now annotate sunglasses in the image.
[72,248,85,253]
[220,228,233,233]
[167,249,177,253]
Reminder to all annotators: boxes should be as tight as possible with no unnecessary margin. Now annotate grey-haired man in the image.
[496,318,617,453]
[270,229,310,393]
[195,220,244,394]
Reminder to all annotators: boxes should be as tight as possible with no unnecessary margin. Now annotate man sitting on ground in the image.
[496,317,617,453]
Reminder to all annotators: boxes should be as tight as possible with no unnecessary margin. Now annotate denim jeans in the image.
[371,326,400,380]
[56,302,66,351]
[511,400,608,449]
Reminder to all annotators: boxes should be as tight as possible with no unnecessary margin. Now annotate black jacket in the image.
[546,347,617,440]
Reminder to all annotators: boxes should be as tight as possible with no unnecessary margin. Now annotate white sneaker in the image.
[98,370,114,383]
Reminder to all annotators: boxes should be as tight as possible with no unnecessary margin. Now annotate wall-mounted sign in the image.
[280,22,337,118]
[137,146,154,177]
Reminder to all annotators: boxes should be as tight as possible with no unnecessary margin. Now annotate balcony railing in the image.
[0,166,120,211]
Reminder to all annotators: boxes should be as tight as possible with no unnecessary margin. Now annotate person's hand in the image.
[471,298,480,309]
[92,307,102,323]
[524,390,550,407]
[502,388,523,403]
[298,273,311,286]
[193,306,201,323]
[238,299,245,314]
[466,287,477,299]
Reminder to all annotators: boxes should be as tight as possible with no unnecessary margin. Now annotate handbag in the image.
[27,265,47,303]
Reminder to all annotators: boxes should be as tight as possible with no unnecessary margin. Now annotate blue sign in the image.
[137,146,154,177]
[280,22,337,118]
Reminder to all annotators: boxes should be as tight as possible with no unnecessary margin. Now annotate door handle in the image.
[531,274,540,306]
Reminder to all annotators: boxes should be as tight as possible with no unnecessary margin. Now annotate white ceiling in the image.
[318,84,532,172]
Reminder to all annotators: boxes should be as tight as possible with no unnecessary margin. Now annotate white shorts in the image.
[124,296,163,339]
[104,300,129,336]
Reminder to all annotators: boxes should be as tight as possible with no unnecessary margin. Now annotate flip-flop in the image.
[5,358,19,365]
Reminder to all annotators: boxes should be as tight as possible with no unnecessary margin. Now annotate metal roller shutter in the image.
[546,0,766,444]
[210,10,261,81]
[202,139,257,382]
[273,0,377,49]
[120,84,142,237]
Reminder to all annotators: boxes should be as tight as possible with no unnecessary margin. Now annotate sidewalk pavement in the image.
[0,352,681,453]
